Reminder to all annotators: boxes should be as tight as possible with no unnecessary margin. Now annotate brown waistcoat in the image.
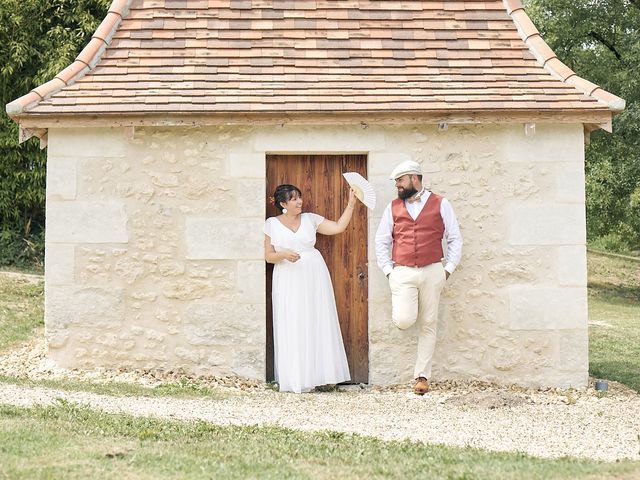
[391,193,445,267]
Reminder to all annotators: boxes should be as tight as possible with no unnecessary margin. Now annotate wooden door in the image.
[265,154,369,384]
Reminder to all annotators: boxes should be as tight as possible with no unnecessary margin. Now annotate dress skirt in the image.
[271,248,351,393]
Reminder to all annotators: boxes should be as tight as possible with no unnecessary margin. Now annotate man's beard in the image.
[398,185,418,200]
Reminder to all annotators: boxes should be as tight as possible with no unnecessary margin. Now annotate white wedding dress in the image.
[264,213,351,393]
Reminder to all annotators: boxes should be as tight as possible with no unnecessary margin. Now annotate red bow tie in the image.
[407,191,424,204]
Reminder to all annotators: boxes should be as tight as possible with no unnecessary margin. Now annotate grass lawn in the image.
[587,251,640,392]
[1,401,639,480]
[0,374,234,400]
[0,274,43,352]
[1,256,639,479]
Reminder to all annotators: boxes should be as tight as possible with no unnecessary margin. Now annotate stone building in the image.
[7,0,624,388]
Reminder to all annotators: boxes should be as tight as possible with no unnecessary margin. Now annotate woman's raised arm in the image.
[317,189,357,236]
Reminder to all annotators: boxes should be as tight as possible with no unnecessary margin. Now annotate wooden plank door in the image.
[265,154,369,384]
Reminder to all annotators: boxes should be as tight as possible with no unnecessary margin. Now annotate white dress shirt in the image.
[375,189,463,276]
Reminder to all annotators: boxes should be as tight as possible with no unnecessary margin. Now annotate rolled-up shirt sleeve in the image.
[441,198,463,274]
[375,204,395,277]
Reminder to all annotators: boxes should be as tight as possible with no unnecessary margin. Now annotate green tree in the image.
[0,0,110,269]
[526,0,640,252]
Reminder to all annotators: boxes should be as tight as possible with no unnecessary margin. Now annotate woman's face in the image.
[282,191,303,215]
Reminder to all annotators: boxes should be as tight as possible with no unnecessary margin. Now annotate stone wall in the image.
[365,124,587,388]
[45,122,587,387]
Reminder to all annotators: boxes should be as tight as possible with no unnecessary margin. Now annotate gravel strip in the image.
[1,340,639,462]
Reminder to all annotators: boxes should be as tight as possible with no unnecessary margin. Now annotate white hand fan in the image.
[342,172,376,210]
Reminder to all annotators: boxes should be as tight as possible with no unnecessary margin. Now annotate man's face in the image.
[395,174,418,200]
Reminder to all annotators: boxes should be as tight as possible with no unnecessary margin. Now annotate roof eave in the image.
[5,0,132,120]
[9,108,614,130]
[504,0,625,113]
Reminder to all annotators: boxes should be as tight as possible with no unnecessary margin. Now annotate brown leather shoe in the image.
[413,377,429,395]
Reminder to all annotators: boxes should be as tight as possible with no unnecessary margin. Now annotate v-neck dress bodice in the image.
[264,213,350,393]
[268,213,320,253]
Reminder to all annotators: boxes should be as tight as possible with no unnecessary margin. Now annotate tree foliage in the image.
[0,0,109,269]
[0,1,637,270]
[526,0,640,252]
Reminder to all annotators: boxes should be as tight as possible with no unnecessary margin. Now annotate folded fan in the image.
[342,172,376,210]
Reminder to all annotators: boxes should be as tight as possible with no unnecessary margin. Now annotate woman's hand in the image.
[281,250,301,262]
[348,188,357,208]
[317,187,358,236]
[265,236,301,264]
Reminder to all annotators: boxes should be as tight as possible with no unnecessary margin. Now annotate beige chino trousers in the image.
[388,262,446,380]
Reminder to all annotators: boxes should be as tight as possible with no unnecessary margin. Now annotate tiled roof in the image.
[6,0,625,117]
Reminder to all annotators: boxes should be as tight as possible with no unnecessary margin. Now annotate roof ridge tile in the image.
[6,0,132,115]
[504,0,625,112]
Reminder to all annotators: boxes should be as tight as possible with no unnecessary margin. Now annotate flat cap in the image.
[389,160,422,180]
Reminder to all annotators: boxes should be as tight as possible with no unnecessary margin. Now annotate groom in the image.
[375,160,463,395]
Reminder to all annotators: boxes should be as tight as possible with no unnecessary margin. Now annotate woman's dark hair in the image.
[273,184,302,212]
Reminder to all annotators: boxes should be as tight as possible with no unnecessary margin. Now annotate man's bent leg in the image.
[413,263,446,379]
[389,266,419,330]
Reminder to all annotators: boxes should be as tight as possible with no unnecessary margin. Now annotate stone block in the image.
[45,244,75,285]
[174,347,205,364]
[46,330,69,349]
[236,261,266,304]
[48,127,127,158]
[45,285,125,330]
[500,171,541,200]
[368,341,414,385]
[252,125,386,152]
[491,345,523,371]
[509,286,587,330]
[368,174,396,218]
[202,349,229,369]
[231,348,264,379]
[524,367,588,389]
[185,217,263,259]
[46,346,79,368]
[236,179,265,218]
[558,246,587,286]
[229,152,265,178]
[149,172,179,188]
[558,330,588,372]
[47,157,77,200]
[47,201,129,243]
[547,371,588,389]
[502,124,584,163]
[509,204,586,245]
[555,162,586,203]
[488,260,535,287]
[368,152,412,176]
[184,302,264,346]
[368,266,392,305]
[182,174,213,200]
[95,333,120,347]
[161,279,211,301]
[368,302,413,344]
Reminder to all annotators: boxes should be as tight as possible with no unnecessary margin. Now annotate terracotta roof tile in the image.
[6,0,625,117]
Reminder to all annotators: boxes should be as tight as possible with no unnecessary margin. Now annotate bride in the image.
[264,184,357,393]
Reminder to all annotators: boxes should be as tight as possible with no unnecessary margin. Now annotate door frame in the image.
[265,153,370,384]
